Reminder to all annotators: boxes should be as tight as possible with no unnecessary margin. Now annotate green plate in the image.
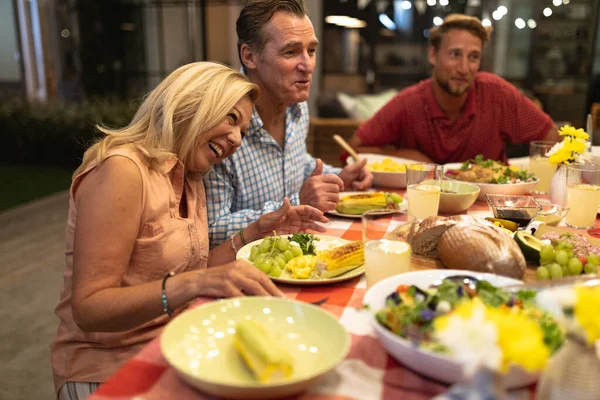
[161,297,351,399]
[236,234,365,285]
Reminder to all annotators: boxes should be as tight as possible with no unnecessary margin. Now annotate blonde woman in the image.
[51,62,328,399]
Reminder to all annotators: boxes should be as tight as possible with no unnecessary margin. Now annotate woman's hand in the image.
[255,198,329,238]
[198,260,283,297]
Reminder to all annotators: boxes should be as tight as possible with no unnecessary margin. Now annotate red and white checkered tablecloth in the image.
[88,191,599,400]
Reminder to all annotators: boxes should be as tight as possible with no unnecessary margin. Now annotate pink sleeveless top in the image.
[51,148,209,393]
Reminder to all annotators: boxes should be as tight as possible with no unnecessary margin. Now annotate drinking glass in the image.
[529,141,558,194]
[361,210,413,288]
[565,164,600,229]
[406,163,443,221]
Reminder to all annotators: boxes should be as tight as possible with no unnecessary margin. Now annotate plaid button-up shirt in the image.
[204,102,341,247]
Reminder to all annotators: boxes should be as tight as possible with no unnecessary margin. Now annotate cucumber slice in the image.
[514,230,544,263]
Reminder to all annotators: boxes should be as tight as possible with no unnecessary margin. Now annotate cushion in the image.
[337,89,398,120]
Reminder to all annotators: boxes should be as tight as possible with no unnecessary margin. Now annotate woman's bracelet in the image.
[230,234,239,254]
[161,272,175,316]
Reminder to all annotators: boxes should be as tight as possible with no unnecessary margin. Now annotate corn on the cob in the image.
[315,241,364,278]
[234,320,293,383]
[336,192,387,215]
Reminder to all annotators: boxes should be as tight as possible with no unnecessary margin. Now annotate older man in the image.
[348,14,559,164]
[204,0,373,246]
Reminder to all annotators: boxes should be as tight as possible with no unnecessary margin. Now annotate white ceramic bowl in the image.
[444,162,539,201]
[161,297,350,399]
[347,153,418,189]
[362,270,538,389]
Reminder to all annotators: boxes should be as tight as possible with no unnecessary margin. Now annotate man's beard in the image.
[435,75,469,97]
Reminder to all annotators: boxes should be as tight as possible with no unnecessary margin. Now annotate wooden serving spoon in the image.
[333,134,361,162]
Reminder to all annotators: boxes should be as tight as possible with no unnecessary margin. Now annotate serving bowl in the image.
[437,180,481,213]
[443,162,539,201]
[362,270,536,388]
[347,153,418,189]
[161,297,350,399]
[486,194,542,228]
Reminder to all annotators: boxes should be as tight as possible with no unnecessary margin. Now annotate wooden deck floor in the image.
[0,190,70,399]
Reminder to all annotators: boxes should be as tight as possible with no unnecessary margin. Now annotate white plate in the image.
[327,191,408,219]
[236,235,364,285]
[362,270,537,389]
[160,297,350,399]
[444,162,539,201]
[347,153,418,189]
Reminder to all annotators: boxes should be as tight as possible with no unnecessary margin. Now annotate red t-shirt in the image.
[355,72,554,164]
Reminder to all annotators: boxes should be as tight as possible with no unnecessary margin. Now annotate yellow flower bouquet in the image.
[546,125,591,165]
[535,284,600,398]
[433,298,553,377]
[536,284,600,346]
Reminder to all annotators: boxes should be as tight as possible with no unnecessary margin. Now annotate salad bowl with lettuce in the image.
[362,270,563,388]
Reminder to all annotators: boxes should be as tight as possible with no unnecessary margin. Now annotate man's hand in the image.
[338,158,374,191]
[299,159,344,212]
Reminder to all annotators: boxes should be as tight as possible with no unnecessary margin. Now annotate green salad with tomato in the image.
[375,278,564,354]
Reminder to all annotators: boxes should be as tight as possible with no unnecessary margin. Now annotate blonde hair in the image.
[74,62,259,178]
[429,14,492,51]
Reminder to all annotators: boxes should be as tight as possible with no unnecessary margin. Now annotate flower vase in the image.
[549,164,567,207]
[536,335,600,400]
[433,369,508,400]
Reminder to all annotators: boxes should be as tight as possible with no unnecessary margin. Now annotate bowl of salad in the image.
[444,155,539,201]
[362,270,564,388]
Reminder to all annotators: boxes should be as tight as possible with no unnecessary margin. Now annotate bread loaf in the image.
[437,223,526,279]
[411,215,487,256]
[411,216,457,256]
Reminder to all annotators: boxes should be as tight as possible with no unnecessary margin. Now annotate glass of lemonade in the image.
[362,210,413,288]
[565,164,600,229]
[529,141,558,194]
[406,163,443,221]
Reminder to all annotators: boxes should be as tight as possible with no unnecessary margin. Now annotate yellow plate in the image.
[161,297,351,399]
[236,234,365,285]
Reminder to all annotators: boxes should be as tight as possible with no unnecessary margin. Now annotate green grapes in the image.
[587,254,599,266]
[547,263,563,280]
[537,241,599,281]
[539,245,555,264]
[555,250,569,267]
[276,237,289,251]
[536,266,550,280]
[248,234,304,277]
[567,257,583,276]
[290,245,303,258]
[584,263,598,274]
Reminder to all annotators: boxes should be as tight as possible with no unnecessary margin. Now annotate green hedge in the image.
[0,97,137,169]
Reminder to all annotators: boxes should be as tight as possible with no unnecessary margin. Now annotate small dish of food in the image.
[437,180,481,214]
[486,194,542,228]
[532,203,570,227]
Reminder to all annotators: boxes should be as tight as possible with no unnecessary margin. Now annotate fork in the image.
[310,297,329,306]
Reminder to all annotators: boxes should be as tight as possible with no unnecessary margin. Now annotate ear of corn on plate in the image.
[330,191,406,218]
[234,320,294,383]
